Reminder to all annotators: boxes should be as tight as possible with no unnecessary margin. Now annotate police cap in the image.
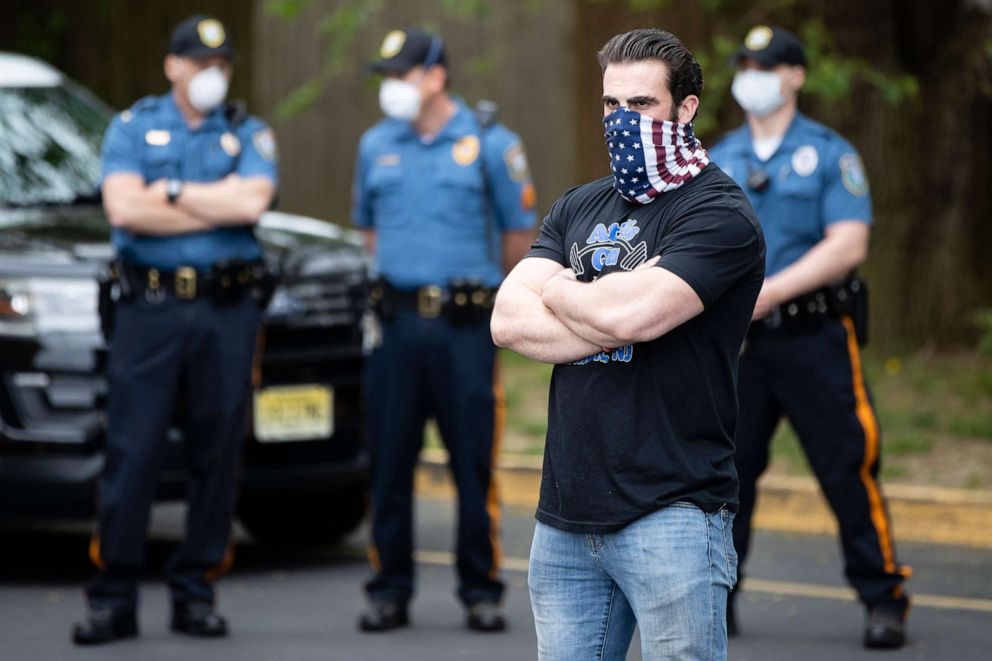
[369,28,447,74]
[735,25,806,68]
[169,15,235,60]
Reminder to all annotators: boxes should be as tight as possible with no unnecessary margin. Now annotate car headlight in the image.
[0,277,99,337]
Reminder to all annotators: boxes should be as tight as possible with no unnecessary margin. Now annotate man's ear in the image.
[426,64,448,93]
[164,54,181,84]
[678,94,700,124]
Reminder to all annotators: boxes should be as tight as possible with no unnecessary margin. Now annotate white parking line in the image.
[410,550,992,614]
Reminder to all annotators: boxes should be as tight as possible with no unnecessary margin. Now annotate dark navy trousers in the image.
[88,292,260,610]
[733,316,910,611]
[364,308,504,606]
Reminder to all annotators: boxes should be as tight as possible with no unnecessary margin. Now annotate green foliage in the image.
[264,0,315,20]
[973,309,992,356]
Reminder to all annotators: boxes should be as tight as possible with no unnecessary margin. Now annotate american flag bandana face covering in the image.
[603,107,710,204]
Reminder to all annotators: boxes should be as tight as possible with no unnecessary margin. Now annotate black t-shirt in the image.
[526,164,765,533]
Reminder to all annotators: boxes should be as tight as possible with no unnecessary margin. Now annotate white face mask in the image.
[187,66,229,114]
[379,78,422,122]
[731,70,785,118]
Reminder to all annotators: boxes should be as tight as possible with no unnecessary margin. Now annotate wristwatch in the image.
[166,178,183,204]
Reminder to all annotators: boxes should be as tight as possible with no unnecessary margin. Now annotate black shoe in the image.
[466,601,506,632]
[864,606,906,649]
[171,601,228,638]
[358,600,409,632]
[72,607,138,645]
[726,591,738,638]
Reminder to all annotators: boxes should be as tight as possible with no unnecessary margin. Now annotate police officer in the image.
[708,26,910,648]
[352,28,537,633]
[72,15,277,645]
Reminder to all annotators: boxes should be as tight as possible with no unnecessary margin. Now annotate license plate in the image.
[253,385,333,442]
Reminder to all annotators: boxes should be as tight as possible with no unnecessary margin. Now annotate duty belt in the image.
[372,279,496,322]
[116,260,268,303]
[753,274,869,345]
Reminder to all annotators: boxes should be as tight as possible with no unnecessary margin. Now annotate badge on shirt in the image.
[791,145,819,177]
[376,153,401,167]
[253,128,277,162]
[120,110,133,123]
[503,142,531,183]
[840,154,869,196]
[452,135,480,167]
[220,132,241,157]
[145,130,171,146]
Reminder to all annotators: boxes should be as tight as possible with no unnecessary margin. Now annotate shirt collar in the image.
[163,92,227,131]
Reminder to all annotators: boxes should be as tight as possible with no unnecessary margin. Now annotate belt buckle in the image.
[175,266,197,300]
[417,285,443,319]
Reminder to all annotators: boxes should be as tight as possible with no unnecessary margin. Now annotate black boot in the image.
[358,600,409,632]
[863,605,906,649]
[72,607,138,645]
[466,601,507,632]
[171,601,228,637]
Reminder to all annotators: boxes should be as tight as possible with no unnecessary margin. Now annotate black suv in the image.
[0,52,369,544]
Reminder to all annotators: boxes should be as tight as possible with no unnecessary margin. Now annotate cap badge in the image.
[745,25,773,51]
[197,19,226,48]
[380,30,406,59]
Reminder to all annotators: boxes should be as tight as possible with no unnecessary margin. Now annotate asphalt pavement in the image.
[1,497,990,660]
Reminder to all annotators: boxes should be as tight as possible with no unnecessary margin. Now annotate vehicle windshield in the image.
[0,84,109,207]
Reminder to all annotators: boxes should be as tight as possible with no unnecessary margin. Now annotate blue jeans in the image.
[528,503,738,661]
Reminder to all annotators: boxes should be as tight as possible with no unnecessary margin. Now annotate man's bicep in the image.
[102,172,145,203]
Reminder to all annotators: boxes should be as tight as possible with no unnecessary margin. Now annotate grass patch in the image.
[496,348,992,488]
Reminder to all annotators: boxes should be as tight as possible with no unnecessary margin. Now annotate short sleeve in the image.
[236,118,279,185]
[821,140,872,226]
[100,112,142,182]
[524,194,568,266]
[350,132,374,229]
[656,209,764,308]
[482,127,538,232]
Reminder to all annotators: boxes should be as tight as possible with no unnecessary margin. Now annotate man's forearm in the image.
[764,225,868,303]
[178,176,274,225]
[542,278,629,348]
[104,184,214,235]
[491,281,601,364]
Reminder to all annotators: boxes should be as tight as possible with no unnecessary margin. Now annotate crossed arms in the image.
[102,173,275,236]
[490,256,705,364]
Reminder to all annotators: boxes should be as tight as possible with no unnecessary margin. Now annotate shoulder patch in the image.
[503,142,531,183]
[839,154,869,196]
[452,135,480,167]
[252,128,277,162]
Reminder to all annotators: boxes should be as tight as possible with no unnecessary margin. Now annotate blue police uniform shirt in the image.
[708,112,871,277]
[351,100,537,289]
[100,93,279,269]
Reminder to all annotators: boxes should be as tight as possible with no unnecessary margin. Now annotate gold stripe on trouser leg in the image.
[487,356,505,580]
[842,316,910,601]
[204,539,237,582]
[88,532,106,570]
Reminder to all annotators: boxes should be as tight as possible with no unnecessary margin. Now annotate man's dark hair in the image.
[597,28,704,112]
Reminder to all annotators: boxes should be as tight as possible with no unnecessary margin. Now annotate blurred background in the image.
[2,0,991,489]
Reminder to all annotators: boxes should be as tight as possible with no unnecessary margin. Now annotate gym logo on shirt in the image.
[568,219,648,276]
[566,218,647,367]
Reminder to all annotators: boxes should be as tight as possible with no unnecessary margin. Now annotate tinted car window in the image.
[0,85,108,207]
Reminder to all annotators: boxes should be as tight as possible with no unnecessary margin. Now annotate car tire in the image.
[238,484,367,546]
